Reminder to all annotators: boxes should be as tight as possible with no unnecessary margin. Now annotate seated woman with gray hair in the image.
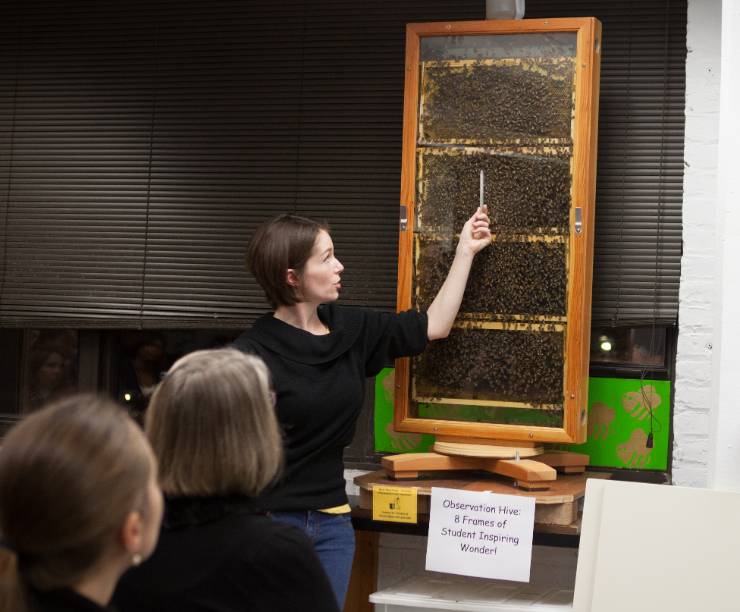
[114,348,338,612]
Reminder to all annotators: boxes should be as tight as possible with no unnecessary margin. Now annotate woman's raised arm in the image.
[426,207,491,341]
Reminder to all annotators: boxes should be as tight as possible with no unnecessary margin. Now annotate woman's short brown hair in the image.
[0,394,153,598]
[246,213,328,308]
[145,348,282,497]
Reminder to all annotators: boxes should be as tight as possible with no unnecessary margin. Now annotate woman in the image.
[114,348,339,612]
[0,395,163,612]
[25,348,75,412]
[234,207,491,605]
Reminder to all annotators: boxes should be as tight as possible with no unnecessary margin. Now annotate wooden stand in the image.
[356,470,609,528]
[382,437,589,490]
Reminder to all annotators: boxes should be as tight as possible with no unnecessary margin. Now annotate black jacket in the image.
[113,496,338,612]
[233,303,428,511]
[29,589,111,612]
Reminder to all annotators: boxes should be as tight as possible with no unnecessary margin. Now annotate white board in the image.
[573,479,740,612]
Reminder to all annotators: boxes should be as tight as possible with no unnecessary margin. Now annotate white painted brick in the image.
[672,464,709,487]
[685,83,720,112]
[677,302,715,323]
[674,388,712,412]
[682,173,719,201]
[680,254,718,280]
[681,221,716,242]
[684,113,720,142]
[684,141,721,170]
[675,320,712,339]
[674,381,712,405]
[685,4,722,116]
[674,369,712,390]
[681,199,716,223]
[684,54,720,86]
[675,327,713,357]
[673,437,710,463]
[675,358,713,386]
[678,295,716,317]
[677,305,714,328]
[674,411,711,435]
[674,0,719,475]
[680,231,716,257]
[680,295,715,313]
[683,118,718,143]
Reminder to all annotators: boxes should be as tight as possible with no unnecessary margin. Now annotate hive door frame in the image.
[393,18,601,446]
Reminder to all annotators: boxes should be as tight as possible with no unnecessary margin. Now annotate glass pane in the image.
[415,235,567,317]
[591,327,667,367]
[410,32,578,430]
[419,33,577,144]
[411,326,565,428]
[417,403,563,428]
[0,330,22,420]
[111,329,238,421]
[420,33,578,61]
[21,330,79,413]
[417,148,571,236]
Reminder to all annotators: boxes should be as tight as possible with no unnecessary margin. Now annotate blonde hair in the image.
[0,395,154,612]
[145,348,282,497]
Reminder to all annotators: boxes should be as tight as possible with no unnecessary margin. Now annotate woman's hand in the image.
[457,206,491,257]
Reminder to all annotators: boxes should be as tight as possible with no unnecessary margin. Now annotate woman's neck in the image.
[72,561,124,609]
[273,302,329,335]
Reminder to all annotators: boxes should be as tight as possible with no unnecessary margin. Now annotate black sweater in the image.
[233,303,428,511]
[29,588,111,612]
[114,496,338,612]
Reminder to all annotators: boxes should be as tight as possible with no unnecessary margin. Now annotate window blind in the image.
[0,0,686,328]
[0,0,482,328]
[527,0,686,326]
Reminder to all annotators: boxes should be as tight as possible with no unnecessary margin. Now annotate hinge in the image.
[400,205,408,231]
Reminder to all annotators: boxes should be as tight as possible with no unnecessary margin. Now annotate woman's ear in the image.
[285,268,300,288]
[120,510,143,556]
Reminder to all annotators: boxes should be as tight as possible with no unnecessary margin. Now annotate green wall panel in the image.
[374,369,670,471]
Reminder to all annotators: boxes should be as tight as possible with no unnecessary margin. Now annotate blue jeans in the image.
[271,510,355,608]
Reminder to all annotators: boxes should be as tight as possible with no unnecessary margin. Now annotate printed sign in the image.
[372,485,418,523]
[426,487,535,581]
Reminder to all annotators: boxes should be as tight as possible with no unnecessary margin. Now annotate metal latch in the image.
[400,205,408,231]
[575,207,583,235]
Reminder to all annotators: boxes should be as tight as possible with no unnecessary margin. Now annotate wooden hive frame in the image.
[393,18,601,449]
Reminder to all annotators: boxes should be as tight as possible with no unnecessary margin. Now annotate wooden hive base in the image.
[381,438,590,491]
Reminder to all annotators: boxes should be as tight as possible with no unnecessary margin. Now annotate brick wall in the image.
[674,0,721,486]
[708,0,740,489]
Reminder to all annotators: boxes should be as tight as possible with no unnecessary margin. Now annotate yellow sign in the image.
[372,485,418,523]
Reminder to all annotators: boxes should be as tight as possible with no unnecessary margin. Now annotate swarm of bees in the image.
[414,327,565,405]
[416,235,567,315]
[417,149,571,235]
[420,59,575,142]
[410,55,577,415]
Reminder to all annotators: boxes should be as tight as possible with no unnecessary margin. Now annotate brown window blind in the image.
[0,0,483,328]
[527,0,686,326]
[0,0,685,329]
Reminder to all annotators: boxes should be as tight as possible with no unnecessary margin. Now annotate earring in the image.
[132,553,142,566]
